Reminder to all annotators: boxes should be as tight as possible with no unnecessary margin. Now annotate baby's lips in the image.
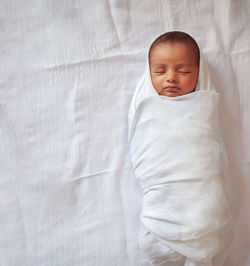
[163,86,181,92]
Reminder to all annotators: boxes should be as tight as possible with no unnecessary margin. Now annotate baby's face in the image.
[149,42,199,97]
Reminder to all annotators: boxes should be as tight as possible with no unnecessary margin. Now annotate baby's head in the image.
[149,31,200,97]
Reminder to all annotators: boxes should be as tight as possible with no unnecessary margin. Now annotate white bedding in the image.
[1,0,250,265]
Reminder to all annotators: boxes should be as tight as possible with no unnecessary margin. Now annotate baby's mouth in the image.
[163,86,181,92]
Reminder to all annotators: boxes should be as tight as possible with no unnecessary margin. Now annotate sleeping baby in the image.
[128,31,234,266]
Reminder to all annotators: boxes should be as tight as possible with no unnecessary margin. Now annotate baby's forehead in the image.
[152,41,196,53]
[149,42,199,65]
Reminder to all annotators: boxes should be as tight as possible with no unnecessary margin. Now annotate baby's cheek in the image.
[152,75,163,85]
[182,75,197,87]
[152,78,162,91]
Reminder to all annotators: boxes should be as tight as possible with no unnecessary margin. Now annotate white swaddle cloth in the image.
[128,45,233,266]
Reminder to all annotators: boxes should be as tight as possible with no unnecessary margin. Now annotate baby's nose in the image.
[165,71,177,82]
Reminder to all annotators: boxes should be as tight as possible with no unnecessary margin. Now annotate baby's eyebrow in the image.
[177,63,194,67]
[151,63,165,67]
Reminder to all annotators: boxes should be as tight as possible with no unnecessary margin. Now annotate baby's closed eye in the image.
[153,68,165,73]
[178,71,191,74]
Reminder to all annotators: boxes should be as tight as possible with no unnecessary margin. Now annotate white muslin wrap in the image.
[128,49,233,265]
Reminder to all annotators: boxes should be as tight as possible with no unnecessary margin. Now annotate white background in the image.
[0,0,249,265]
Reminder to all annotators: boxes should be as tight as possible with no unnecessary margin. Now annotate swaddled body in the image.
[128,32,233,266]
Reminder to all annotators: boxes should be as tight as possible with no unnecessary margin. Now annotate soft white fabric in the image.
[128,45,234,265]
[1,1,250,266]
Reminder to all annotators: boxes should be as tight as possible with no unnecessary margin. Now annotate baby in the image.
[149,32,199,98]
[128,31,233,266]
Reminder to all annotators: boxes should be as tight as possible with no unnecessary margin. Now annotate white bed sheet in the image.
[0,0,249,265]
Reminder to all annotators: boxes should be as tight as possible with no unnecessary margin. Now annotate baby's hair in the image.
[149,31,200,65]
